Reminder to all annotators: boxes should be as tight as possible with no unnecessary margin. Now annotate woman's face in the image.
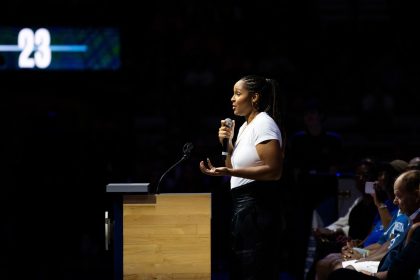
[376,172,385,189]
[231,80,254,117]
[355,164,370,193]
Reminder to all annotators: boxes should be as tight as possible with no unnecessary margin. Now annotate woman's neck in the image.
[246,110,260,124]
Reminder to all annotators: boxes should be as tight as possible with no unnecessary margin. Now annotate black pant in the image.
[230,181,284,280]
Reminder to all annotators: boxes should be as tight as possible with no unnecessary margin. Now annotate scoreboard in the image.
[0,27,121,71]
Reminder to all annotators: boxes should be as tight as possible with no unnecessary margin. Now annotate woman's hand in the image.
[199,158,230,176]
[341,244,363,260]
[341,242,353,255]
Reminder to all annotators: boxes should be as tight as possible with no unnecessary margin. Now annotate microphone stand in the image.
[154,142,193,194]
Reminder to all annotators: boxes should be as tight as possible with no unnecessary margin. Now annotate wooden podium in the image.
[107,184,211,280]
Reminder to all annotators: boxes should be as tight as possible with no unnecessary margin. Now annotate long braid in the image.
[266,78,286,156]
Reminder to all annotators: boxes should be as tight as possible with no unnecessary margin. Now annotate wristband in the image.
[353,247,369,257]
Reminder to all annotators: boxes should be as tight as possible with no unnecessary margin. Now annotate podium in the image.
[106,184,211,280]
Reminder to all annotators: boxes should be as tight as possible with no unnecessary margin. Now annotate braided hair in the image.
[239,75,286,147]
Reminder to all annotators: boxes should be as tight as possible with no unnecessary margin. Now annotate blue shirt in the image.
[378,210,410,250]
[363,200,398,246]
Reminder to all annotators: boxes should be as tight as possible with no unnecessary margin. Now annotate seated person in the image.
[407,156,420,171]
[313,158,378,243]
[315,160,409,280]
[363,160,408,246]
[339,209,410,273]
[316,209,410,280]
[327,170,420,280]
[305,158,378,280]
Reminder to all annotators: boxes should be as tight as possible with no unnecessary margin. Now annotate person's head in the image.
[355,158,378,194]
[407,157,420,171]
[232,75,281,124]
[393,170,420,216]
[376,159,408,201]
[302,97,325,131]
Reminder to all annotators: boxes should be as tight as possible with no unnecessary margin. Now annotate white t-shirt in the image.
[326,196,362,236]
[230,112,282,189]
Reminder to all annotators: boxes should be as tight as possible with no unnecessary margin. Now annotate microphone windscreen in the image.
[224,118,233,128]
[221,118,232,157]
[183,142,194,155]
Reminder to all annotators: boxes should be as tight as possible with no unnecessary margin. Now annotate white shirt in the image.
[230,112,282,189]
[326,196,362,236]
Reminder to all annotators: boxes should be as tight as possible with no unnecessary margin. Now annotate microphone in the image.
[222,118,233,159]
[154,142,194,194]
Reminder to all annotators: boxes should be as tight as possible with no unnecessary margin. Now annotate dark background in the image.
[1,1,419,279]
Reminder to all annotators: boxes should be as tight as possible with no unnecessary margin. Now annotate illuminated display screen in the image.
[0,27,121,70]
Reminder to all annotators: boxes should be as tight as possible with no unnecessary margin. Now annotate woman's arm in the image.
[372,186,393,229]
[199,139,283,180]
[376,205,393,230]
[227,139,283,180]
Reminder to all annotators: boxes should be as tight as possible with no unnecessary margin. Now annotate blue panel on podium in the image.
[106,183,149,193]
[106,182,150,280]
